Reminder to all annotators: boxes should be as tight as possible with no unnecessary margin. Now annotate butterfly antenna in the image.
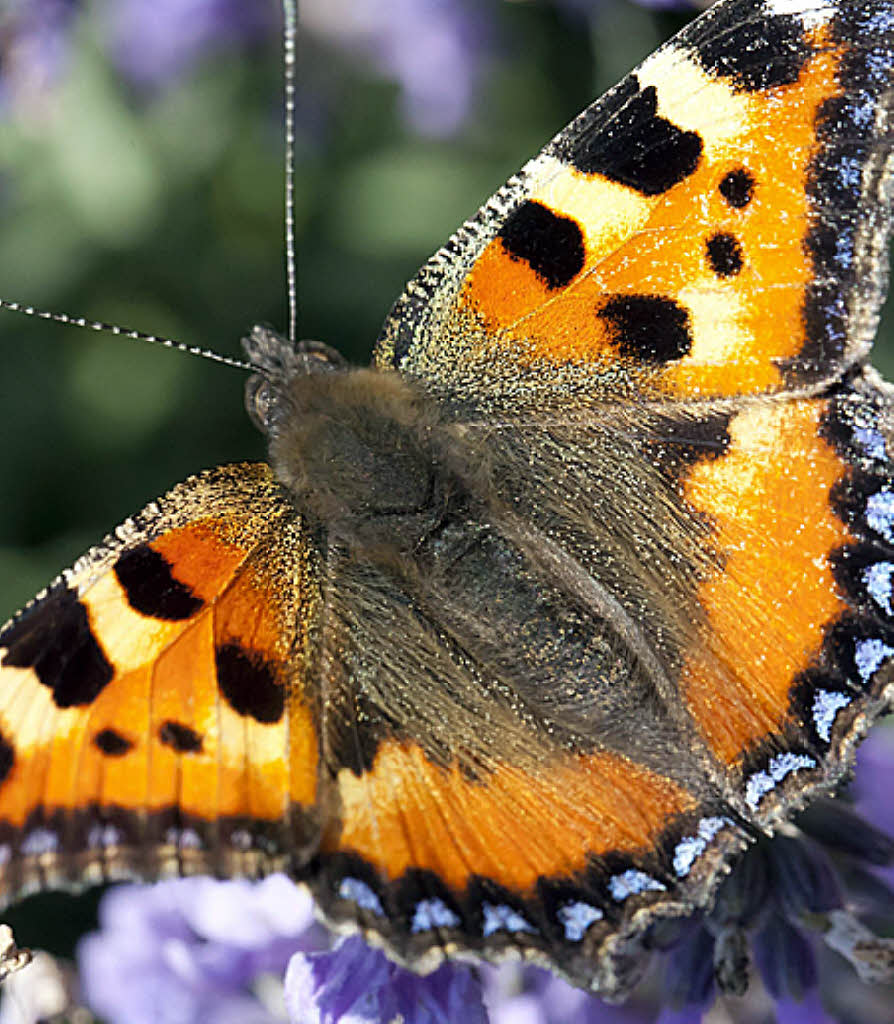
[283,0,299,347]
[0,299,252,370]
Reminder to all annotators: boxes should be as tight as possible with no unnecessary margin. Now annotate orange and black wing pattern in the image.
[293,375,894,995]
[327,0,894,993]
[376,0,893,405]
[0,464,321,898]
[2,0,894,1003]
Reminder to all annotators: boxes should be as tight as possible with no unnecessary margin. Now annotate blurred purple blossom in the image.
[0,0,495,137]
[78,874,323,1024]
[301,0,490,136]
[0,0,272,115]
[771,993,839,1024]
[0,0,80,110]
[852,726,894,849]
[102,0,275,88]
[481,963,651,1024]
[285,935,488,1024]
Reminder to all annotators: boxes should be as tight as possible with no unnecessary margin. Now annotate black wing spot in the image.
[706,232,744,278]
[498,201,586,290]
[159,720,203,754]
[599,294,693,363]
[1,586,113,707]
[650,411,734,478]
[687,0,813,92]
[561,78,702,195]
[688,0,811,92]
[719,168,755,208]
[114,544,204,621]
[0,731,14,783]
[326,688,403,778]
[93,728,133,757]
[215,644,285,725]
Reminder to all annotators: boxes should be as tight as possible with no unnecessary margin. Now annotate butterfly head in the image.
[243,325,346,434]
[244,324,458,558]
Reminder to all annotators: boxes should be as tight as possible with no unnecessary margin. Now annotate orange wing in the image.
[0,464,320,899]
[291,367,894,996]
[376,0,893,406]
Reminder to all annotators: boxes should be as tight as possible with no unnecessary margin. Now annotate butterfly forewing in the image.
[377,0,894,405]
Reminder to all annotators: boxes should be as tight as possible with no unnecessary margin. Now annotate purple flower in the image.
[301,0,490,136]
[285,935,488,1024]
[101,0,275,89]
[0,0,80,111]
[0,0,271,115]
[772,992,839,1024]
[79,874,323,1024]
[2,0,493,136]
[852,726,894,845]
[481,964,651,1023]
[646,729,894,1022]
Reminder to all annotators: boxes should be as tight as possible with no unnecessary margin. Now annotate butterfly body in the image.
[3,0,894,999]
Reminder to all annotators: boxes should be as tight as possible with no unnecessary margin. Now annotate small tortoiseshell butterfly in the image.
[2,0,894,1000]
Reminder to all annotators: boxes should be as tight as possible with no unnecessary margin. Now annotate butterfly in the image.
[1,0,894,1001]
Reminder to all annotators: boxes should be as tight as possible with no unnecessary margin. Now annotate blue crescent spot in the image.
[864,562,894,615]
[866,490,894,543]
[745,753,816,810]
[481,902,537,937]
[812,690,852,743]
[855,637,894,684]
[608,869,666,902]
[854,425,887,460]
[20,828,59,857]
[338,877,384,916]
[557,901,603,942]
[673,816,729,877]
[411,898,461,933]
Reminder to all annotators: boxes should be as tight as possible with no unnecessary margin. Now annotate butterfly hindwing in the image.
[300,545,740,993]
[658,371,894,812]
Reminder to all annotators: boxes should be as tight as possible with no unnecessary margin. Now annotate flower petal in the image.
[284,936,487,1024]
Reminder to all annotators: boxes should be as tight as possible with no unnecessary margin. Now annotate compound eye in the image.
[244,374,277,434]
